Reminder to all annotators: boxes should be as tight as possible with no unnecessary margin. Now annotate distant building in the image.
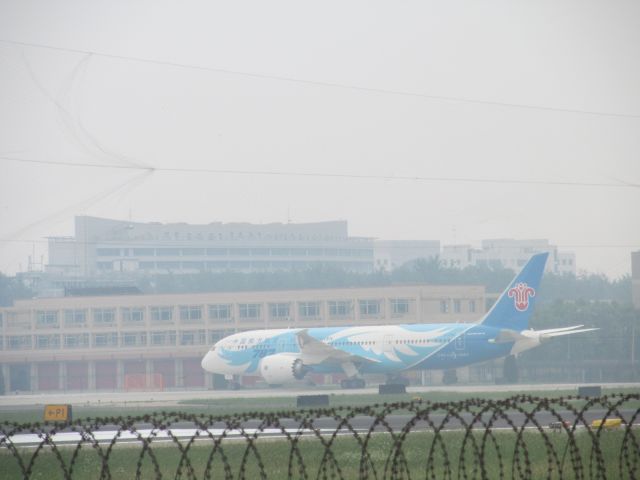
[441,239,575,274]
[46,216,376,278]
[632,251,640,310]
[373,240,440,272]
[26,217,577,297]
[0,283,485,392]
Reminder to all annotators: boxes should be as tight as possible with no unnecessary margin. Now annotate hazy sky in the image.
[1,0,639,278]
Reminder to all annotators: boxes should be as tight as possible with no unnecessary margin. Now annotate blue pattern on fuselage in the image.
[216,323,513,375]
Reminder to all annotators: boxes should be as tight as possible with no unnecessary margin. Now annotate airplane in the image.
[201,252,598,388]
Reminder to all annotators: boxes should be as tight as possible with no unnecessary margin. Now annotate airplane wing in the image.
[296,329,381,366]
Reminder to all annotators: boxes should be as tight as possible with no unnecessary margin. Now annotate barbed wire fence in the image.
[1,394,639,479]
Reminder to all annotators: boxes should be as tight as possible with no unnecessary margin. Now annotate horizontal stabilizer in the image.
[535,325,585,335]
[539,327,599,338]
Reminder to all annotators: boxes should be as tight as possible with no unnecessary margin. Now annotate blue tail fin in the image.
[481,252,548,331]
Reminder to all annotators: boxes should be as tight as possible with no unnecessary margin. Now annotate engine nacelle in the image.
[259,354,308,384]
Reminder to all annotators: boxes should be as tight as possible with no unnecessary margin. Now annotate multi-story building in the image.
[441,239,576,274]
[632,251,640,310]
[0,283,486,392]
[41,217,576,283]
[46,216,376,278]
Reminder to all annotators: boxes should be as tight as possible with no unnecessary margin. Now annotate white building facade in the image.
[47,216,376,278]
[441,239,576,274]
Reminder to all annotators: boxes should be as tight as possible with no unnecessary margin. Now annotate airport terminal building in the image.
[0,283,485,393]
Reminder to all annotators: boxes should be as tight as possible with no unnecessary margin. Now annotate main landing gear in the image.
[384,374,410,387]
[442,369,458,385]
[340,377,366,389]
[503,355,518,384]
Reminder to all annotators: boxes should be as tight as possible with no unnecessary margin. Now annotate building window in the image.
[440,300,450,314]
[239,304,261,320]
[133,248,155,256]
[182,261,205,270]
[208,304,232,322]
[156,248,180,256]
[93,308,116,326]
[469,300,476,313]
[180,330,206,345]
[208,330,233,343]
[64,309,87,327]
[453,300,461,313]
[359,300,381,316]
[391,299,410,315]
[97,248,120,256]
[150,331,177,346]
[179,305,203,323]
[269,303,290,319]
[182,248,205,256]
[122,307,145,324]
[229,248,251,256]
[93,332,118,347]
[328,301,351,318]
[8,335,31,350]
[64,333,89,348]
[6,312,31,330]
[299,302,320,318]
[150,307,173,324]
[36,334,60,349]
[156,261,180,269]
[36,310,59,329]
[121,331,147,347]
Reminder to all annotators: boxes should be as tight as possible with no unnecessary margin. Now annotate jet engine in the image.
[259,354,308,384]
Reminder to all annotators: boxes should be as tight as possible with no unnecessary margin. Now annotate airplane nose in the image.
[201,351,217,372]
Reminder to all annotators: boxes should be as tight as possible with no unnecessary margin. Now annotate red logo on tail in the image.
[508,283,535,311]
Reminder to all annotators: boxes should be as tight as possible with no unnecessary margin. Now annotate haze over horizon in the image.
[1,0,639,279]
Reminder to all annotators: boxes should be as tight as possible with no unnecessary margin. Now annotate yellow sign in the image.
[591,418,622,429]
[44,404,72,422]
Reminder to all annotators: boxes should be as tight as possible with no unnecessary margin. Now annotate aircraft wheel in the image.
[341,378,366,389]
[504,355,518,383]
[442,369,458,385]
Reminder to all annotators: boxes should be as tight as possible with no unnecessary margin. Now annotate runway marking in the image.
[3,424,638,449]
[0,428,369,448]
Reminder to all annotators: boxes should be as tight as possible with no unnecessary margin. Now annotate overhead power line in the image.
[1,38,639,120]
[1,156,638,190]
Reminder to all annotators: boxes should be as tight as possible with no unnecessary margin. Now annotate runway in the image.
[1,382,638,408]
[3,409,638,448]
